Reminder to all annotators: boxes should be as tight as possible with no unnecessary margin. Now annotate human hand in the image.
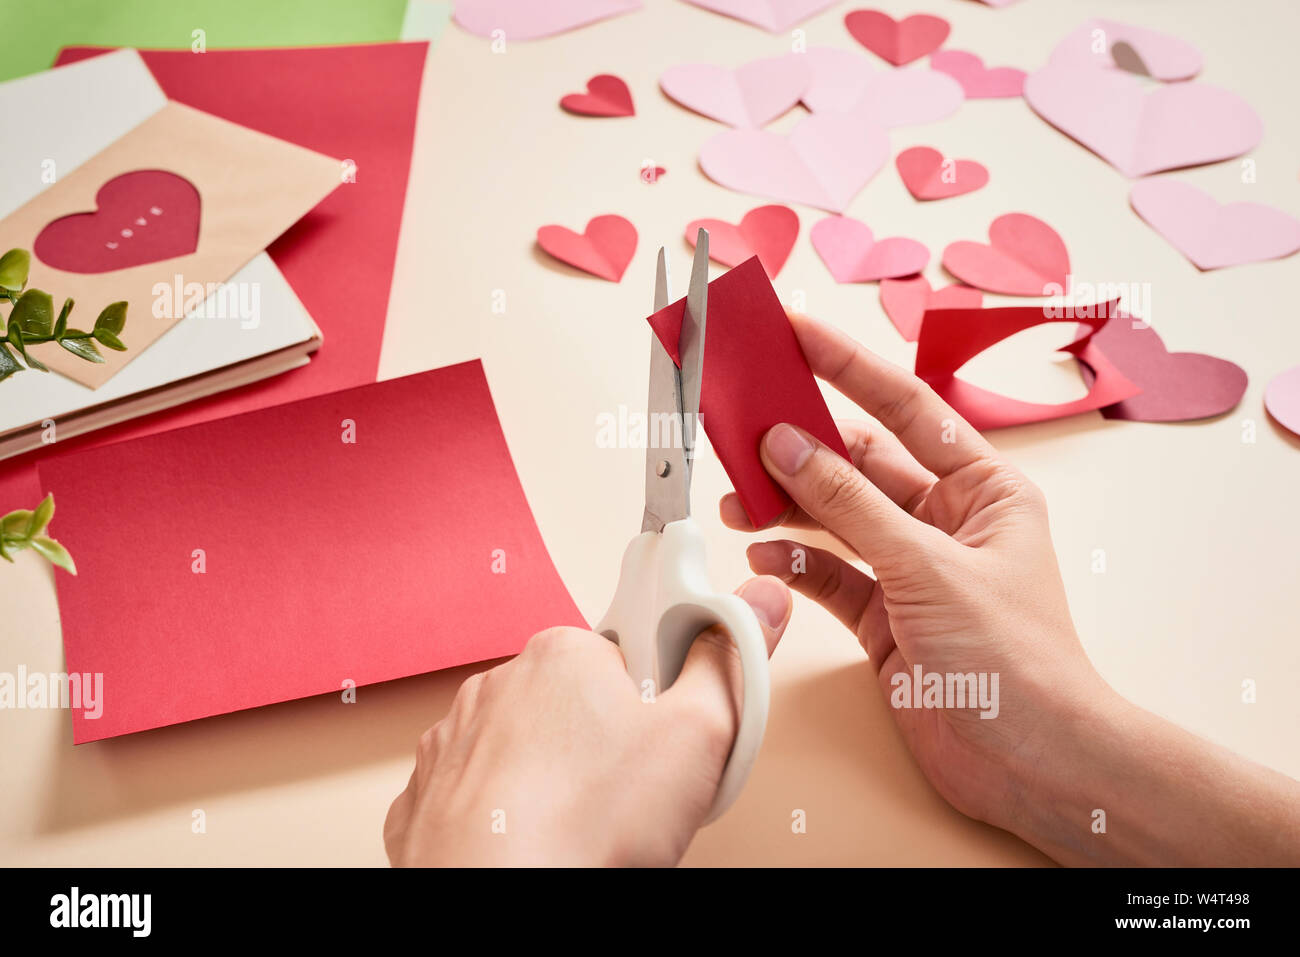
[384,577,791,867]
[723,311,1113,846]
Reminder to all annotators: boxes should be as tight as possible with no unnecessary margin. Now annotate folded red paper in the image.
[38,360,586,743]
[647,256,849,527]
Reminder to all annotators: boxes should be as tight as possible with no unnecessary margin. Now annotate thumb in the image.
[666,575,790,733]
[760,423,944,576]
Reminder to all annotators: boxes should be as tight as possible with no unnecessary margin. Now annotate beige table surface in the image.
[3,0,1298,866]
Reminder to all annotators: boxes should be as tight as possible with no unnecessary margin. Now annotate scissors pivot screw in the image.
[656,460,672,478]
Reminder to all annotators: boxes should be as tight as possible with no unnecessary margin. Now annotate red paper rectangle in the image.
[648,256,849,526]
[38,360,586,743]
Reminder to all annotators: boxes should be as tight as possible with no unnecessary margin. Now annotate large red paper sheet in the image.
[38,360,586,743]
[647,257,848,527]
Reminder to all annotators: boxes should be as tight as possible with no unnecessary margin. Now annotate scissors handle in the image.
[595,518,771,823]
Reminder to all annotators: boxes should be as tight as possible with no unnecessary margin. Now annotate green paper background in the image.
[0,0,451,81]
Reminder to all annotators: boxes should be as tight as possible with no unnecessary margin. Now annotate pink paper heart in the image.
[699,113,890,213]
[1129,179,1300,271]
[929,50,1026,98]
[896,146,988,200]
[536,214,637,281]
[454,0,641,41]
[681,0,839,33]
[845,9,951,67]
[686,204,799,279]
[801,46,963,126]
[1081,315,1247,422]
[942,213,1070,296]
[812,215,929,283]
[1024,64,1261,178]
[1047,18,1203,81]
[560,74,635,117]
[660,55,809,128]
[879,276,982,341]
[1265,366,1300,437]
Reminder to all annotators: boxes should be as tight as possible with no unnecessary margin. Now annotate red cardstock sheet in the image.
[38,360,586,743]
[915,301,1142,430]
[647,256,849,527]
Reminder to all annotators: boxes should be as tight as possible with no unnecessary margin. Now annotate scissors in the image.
[596,229,771,822]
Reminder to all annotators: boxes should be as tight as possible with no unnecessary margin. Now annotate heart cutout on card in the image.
[536,214,637,281]
[454,0,641,40]
[1129,179,1300,271]
[686,205,799,279]
[700,113,889,213]
[682,0,839,33]
[896,147,988,200]
[811,215,929,283]
[845,10,951,66]
[660,55,808,128]
[942,213,1070,295]
[34,169,201,274]
[879,276,982,341]
[1080,314,1247,422]
[929,50,1025,98]
[560,74,635,116]
[800,46,964,126]
[1024,65,1261,178]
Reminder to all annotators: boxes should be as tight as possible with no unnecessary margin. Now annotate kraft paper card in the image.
[1,100,340,387]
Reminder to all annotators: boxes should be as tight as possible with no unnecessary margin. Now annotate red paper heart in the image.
[686,204,799,279]
[560,74,635,117]
[879,275,982,341]
[640,163,667,184]
[1081,314,1248,422]
[942,213,1070,296]
[537,214,638,281]
[845,9,951,66]
[895,146,988,201]
[34,169,201,274]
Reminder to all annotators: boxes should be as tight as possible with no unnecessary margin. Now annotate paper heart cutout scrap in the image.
[699,112,889,213]
[1047,18,1202,81]
[915,300,1141,430]
[686,205,799,279]
[1265,366,1300,438]
[660,55,808,128]
[454,0,641,41]
[1080,314,1247,422]
[929,50,1025,98]
[879,276,982,341]
[811,215,929,283]
[1024,64,1261,178]
[34,169,201,274]
[800,46,963,127]
[896,146,988,201]
[560,74,635,116]
[536,214,637,281]
[681,0,840,34]
[942,213,1070,296]
[1129,179,1300,271]
[845,9,951,67]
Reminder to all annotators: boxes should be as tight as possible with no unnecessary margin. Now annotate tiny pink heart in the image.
[879,276,982,341]
[942,213,1070,295]
[896,146,988,201]
[812,215,929,283]
[1130,179,1300,271]
[929,50,1025,98]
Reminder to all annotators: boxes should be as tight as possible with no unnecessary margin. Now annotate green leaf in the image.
[28,494,54,538]
[58,336,104,363]
[1,509,33,540]
[0,249,30,292]
[94,301,128,335]
[54,298,73,339]
[7,324,48,372]
[0,341,21,383]
[92,327,126,351]
[30,536,76,575]
[10,288,54,337]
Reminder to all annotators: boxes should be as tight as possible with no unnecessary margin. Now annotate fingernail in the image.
[765,423,814,476]
[739,577,788,629]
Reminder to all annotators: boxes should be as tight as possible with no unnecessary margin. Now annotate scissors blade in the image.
[642,248,689,533]
[679,229,709,475]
